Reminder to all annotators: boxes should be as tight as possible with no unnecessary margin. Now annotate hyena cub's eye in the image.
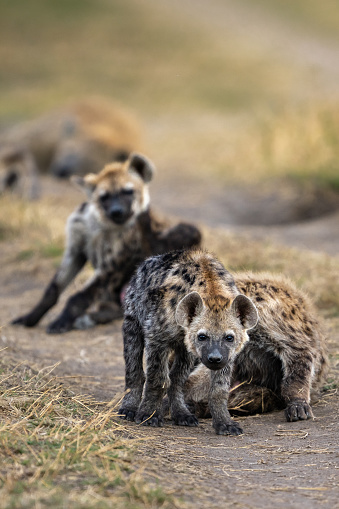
[99,193,110,203]
[122,188,134,196]
[197,333,208,341]
[224,334,234,342]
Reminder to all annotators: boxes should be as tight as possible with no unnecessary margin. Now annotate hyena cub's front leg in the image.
[209,368,243,436]
[281,357,314,422]
[167,344,198,427]
[118,316,146,422]
[134,341,171,427]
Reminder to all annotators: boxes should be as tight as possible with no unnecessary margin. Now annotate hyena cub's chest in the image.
[86,226,143,272]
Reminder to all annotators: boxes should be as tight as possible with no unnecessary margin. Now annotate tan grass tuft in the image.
[0,354,180,509]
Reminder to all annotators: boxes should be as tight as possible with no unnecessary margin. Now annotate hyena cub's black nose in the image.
[109,205,126,223]
[208,349,223,364]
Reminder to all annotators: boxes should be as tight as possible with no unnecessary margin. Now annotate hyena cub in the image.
[12,154,201,333]
[119,249,258,435]
[185,272,327,423]
[119,249,328,435]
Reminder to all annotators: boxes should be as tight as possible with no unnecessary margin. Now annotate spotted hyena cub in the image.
[119,249,258,435]
[185,272,328,423]
[12,154,201,333]
[119,250,327,435]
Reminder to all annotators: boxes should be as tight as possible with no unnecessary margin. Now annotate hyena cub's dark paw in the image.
[214,420,243,436]
[285,399,313,422]
[118,407,137,422]
[172,412,199,427]
[46,318,73,334]
[135,411,164,427]
[11,314,36,328]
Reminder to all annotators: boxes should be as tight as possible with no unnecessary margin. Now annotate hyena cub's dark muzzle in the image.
[100,190,135,225]
[199,339,230,371]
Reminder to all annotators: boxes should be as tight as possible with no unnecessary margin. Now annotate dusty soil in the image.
[0,174,339,508]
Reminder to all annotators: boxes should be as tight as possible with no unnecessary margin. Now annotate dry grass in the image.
[0,354,180,509]
[221,105,339,188]
[156,103,339,194]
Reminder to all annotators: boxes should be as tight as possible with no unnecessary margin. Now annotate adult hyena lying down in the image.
[185,272,328,423]
[0,98,142,179]
[119,250,327,435]
[12,154,201,333]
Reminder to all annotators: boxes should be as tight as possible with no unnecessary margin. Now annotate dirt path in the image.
[151,171,339,256]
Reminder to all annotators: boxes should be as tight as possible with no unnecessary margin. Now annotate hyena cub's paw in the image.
[135,411,164,427]
[118,407,137,422]
[285,399,313,422]
[73,314,96,330]
[11,314,36,328]
[214,420,243,436]
[46,319,73,334]
[172,412,199,427]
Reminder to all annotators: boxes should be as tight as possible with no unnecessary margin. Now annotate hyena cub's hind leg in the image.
[118,315,146,422]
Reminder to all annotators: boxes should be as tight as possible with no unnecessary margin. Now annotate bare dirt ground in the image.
[151,170,339,256]
[0,175,338,509]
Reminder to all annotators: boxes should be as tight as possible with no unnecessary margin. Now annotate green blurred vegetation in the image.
[245,0,339,40]
[0,0,307,119]
[1,0,339,190]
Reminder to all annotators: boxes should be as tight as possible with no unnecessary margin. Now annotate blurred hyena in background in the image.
[0,97,143,197]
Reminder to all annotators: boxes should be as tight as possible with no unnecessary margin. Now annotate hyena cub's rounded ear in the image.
[231,295,258,330]
[128,153,155,183]
[71,174,98,197]
[175,292,204,329]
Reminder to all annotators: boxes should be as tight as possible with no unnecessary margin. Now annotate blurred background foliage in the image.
[2,0,339,190]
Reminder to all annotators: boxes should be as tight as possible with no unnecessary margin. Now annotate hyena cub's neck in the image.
[172,250,239,305]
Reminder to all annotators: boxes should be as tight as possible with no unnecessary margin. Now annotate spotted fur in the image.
[119,249,258,435]
[185,272,328,423]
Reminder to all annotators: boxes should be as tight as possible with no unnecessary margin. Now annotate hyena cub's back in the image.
[185,271,328,422]
[120,250,258,435]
